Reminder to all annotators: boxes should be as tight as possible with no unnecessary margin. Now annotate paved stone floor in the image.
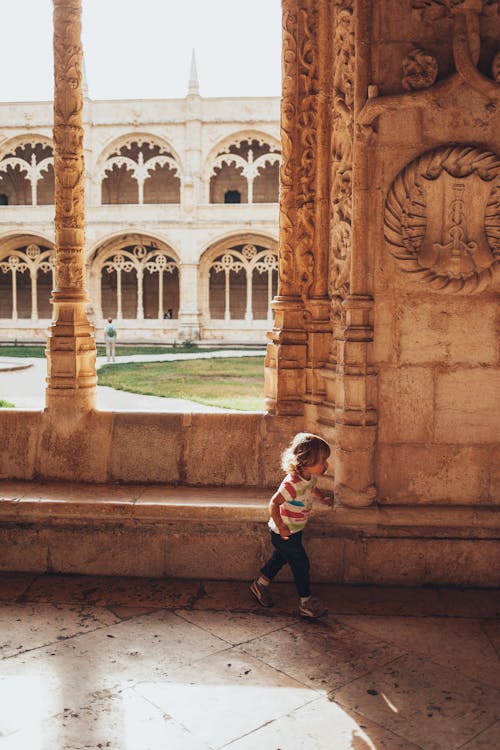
[0,573,498,749]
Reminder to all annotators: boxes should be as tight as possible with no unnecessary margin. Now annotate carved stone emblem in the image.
[402,48,439,91]
[384,145,500,293]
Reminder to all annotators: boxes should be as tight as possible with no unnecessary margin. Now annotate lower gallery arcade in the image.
[0,235,278,342]
[0,0,498,587]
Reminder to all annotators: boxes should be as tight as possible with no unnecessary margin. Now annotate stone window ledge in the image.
[0,482,498,539]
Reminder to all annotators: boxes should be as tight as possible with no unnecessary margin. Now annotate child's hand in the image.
[278,524,291,540]
[317,492,334,508]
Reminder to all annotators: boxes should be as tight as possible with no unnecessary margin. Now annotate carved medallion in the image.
[384,145,500,293]
[402,48,439,91]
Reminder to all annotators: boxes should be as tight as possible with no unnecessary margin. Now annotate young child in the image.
[250,432,332,619]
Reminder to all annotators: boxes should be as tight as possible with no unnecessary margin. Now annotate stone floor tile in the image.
[21,573,201,607]
[0,602,119,658]
[196,579,299,613]
[136,646,318,748]
[437,588,500,619]
[319,585,445,617]
[226,696,423,750]
[480,619,500,657]
[0,610,228,732]
[0,686,212,750]
[334,615,500,689]
[175,608,295,645]
[458,720,500,749]
[0,572,37,601]
[333,653,500,750]
[241,618,403,692]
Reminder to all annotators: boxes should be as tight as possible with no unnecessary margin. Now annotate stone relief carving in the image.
[385,145,500,293]
[359,0,499,129]
[295,3,318,296]
[53,0,85,292]
[411,0,496,17]
[278,3,298,294]
[330,1,354,319]
[402,48,439,90]
[492,50,500,82]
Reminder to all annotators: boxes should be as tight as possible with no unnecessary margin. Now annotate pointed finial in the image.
[187,49,200,96]
[82,53,89,98]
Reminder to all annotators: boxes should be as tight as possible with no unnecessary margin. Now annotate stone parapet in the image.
[0,481,498,585]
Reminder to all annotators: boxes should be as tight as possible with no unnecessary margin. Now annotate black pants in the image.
[260,530,310,598]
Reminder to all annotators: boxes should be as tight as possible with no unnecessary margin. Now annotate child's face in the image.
[303,454,329,478]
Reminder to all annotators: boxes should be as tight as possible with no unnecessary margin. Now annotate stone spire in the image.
[187,49,200,96]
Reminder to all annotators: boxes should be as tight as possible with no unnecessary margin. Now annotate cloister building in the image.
[0,59,280,344]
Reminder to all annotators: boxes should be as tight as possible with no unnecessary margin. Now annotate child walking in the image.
[251,432,332,619]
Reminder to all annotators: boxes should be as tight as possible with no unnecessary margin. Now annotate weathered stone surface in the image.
[378,367,434,443]
[110,412,183,483]
[0,410,40,480]
[377,445,494,505]
[435,370,500,444]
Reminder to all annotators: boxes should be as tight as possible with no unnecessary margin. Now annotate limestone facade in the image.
[0,73,280,344]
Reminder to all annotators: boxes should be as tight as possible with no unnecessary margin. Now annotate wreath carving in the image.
[384,145,500,294]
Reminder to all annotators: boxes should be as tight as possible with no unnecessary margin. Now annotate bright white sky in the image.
[1,0,282,102]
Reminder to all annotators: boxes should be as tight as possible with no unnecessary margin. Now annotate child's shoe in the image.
[299,596,328,619]
[250,579,274,607]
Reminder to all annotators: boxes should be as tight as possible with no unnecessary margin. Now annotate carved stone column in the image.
[265,0,314,416]
[45,0,96,412]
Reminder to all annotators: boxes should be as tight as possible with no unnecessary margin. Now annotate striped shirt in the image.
[269,472,318,535]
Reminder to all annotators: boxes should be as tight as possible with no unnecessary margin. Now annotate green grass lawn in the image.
[0,344,222,358]
[0,400,15,408]
[98,356,266,411]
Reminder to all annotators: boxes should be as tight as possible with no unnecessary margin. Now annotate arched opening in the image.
[94,239,180,322]
[209,138,280,204]
[101,139,180,205]
[0,141,54,206]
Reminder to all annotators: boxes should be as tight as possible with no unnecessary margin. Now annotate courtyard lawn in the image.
[98,356,266,411]
[0,344,222,358]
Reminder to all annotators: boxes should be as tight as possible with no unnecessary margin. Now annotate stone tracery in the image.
[208,243,278,321]
[209,139,281,203]
[101,138,181,205]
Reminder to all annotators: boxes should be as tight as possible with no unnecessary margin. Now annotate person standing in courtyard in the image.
[250,432,333,619]
[104,317,117,362]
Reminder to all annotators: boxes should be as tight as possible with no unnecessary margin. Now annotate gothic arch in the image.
[199,233,278,323]
[97,133,182,205]
[204,131,281,204]
[0,233,55,320]
[88,232,180,321]
[0,134,54,206]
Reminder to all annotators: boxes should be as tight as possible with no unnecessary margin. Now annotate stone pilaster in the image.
[266,0,329,416]
[45,0,96,412]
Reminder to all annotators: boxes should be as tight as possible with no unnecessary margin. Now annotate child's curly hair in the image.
[281,432,331,475]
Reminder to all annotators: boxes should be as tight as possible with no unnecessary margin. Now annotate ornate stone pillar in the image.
[45,0,96,412]
[327,0,377,506]
[265,0,312,416]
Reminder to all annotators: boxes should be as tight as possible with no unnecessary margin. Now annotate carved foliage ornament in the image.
[385,145,500,293]
[411,0,496,17]
[330,1,354,311]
